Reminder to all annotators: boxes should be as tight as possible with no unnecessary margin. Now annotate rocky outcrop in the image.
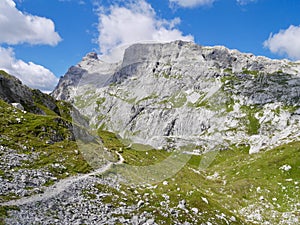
[0,70,92,145]
[51,52,121,101]
[0,70,59,115]
[52,41,300,153]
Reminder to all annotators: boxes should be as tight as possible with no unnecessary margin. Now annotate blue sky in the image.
[1,0,300,92]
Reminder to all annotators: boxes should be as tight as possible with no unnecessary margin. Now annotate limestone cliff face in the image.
[52,41,300,153]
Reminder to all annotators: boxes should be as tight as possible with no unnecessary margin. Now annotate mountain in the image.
[52,41,300,155]
[1,42,300,224]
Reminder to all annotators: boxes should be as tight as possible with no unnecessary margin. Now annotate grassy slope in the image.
[0,100,91,204]
[98,130,300,224]
[0,102,298,223]
[0,99,93,222]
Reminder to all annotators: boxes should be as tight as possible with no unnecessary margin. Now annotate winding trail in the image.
[1,152,124,206]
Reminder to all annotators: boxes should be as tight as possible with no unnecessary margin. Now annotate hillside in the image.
[0,70,92,223]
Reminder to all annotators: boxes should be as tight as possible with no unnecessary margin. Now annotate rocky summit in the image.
[53,41,300,154]
[1,41,300,225]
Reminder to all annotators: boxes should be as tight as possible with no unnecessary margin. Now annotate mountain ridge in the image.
[52,41,300,154]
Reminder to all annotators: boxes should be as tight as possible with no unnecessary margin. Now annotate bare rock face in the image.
[51,52,120,101]
[11,103,24,111]
[52,41,300,153]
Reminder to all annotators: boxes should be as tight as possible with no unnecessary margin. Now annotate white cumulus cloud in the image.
[264,25,300,60]
[0,47,58,92]
[169,0,215,8]
[0,0,61,45]
[97,0,194,61]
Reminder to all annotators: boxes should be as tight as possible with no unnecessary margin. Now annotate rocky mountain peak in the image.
[52,41,300,154]
[121,40,192,66]
[82,52,98,60]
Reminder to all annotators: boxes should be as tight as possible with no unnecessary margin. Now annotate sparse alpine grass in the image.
[1,109,299,223]
[0,99,92,200]
[97,129,300,224]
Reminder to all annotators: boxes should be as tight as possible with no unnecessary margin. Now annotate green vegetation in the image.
[1,95,299,223]
[283,104,300,113]
[95,97,107,113]
[74,93,98,108]
[96,97,106,106]
[56,101,73,121]
[1,68,299,223]
[136,93,158,105]
[98,129,170,166]
[161,71,183,79]
[96,126,300,224]
[241,105,261,135]
[0,99,92,200]
[203,141,300,216]
[34,103,58,116]
[247,113,260,135]
[242,68,259,76]
[22,140,91,177]
[223,68,233,74]
[168,92,187,108]
[158,92,187,108]
[187,90,233,113]
[0,206,19,224]
[0,70,15,80]
[106,92,137,105]
[190,95,208,108]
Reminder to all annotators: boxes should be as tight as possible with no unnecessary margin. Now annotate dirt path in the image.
[2,152,124,206]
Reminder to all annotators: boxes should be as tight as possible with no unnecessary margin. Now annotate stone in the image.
[177,199,186,209]
[145,218,155,225]
[191,207,199,214]
[279,164,292,171]
[137,200,144,207]
[201,197,209,204]
[11,103,24,111]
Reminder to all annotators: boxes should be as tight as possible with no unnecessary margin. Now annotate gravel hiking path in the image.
[1,152,124,206]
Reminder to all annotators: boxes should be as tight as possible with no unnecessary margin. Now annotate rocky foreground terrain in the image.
[0,41,300,224]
